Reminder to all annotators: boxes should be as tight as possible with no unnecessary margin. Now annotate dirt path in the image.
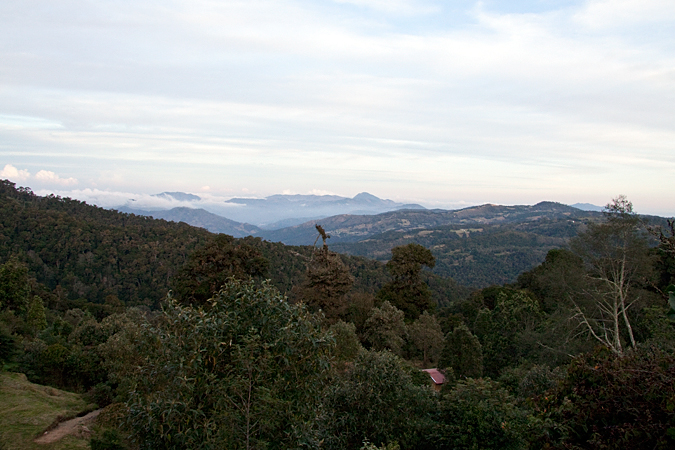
[34,409,102,444]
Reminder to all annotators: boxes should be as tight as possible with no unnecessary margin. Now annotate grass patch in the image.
[0,372,90,450]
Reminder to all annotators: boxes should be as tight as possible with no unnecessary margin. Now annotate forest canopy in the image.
[2,182,675,450]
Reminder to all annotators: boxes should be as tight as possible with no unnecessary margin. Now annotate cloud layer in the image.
[1,0,674,215]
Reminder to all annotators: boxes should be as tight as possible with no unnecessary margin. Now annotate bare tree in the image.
[570,196,653,356]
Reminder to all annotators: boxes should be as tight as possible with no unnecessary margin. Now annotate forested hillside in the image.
[334,218,582,287]
[0,180,468,310]
[2,182,675,449]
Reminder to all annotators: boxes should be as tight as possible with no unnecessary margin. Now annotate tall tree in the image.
[570,196,653,356]
[296,225,354,322]
[0,258,31,312]
[439,323,483,379]
[362,301,407,355]
[409,311,444,367]
[377,243,436,320]
[171,234,269,305]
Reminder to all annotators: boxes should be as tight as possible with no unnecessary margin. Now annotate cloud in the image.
[35,170,78,186]
[0,164,31,182]
[331,0,437,15]
[33,188,246,213]
[1,0,674,216]
[574,0,675,30]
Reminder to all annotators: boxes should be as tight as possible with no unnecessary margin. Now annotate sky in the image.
[1,0,674,216]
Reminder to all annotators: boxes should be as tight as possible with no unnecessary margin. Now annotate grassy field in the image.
[0,372,92,450]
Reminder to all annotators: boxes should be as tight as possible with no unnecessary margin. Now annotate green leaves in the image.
[377,243,436,320]
[122,279,332,450]
[667,285,675,322]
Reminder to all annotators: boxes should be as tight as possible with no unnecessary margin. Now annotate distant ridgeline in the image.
[262,202,605,287]
[261,203,670,287]
[0,180,468,313]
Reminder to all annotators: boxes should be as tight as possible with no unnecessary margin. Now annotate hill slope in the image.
[0,372,91,449]
[118,206,262,237]
[258,201,599,245]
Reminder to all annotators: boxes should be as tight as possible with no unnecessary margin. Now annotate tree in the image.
[433,378,533,450]
[0,258,30,312]
[362,301,407,354]
[538,346,675,449]
[320,349,437,450]
[377,243,436,320]
[329,320,363,363]
[439,323,483,379]
[651,218,675,290]
[516,248,586,314]
[26,295,47,336]
[296,225,354,322]
[570,196,653,356]
[408,311,444,367]
[171,234,269,305]
[122,280,332,450]
[473,289,544,377]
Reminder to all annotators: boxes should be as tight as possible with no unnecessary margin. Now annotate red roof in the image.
[422,368,445,385]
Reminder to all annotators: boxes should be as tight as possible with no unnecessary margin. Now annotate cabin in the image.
[422,368,446,391]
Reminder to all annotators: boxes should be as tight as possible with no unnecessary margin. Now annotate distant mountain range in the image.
[119,195,604,245]
[258,201,601,245]
[117,206,262,237]
[218,192,425,228]
[108,192,669,287]
[120,191,425,233]
[570,202,604,212]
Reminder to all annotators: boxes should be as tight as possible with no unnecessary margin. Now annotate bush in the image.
[537,346,675,449]
[432,378,533,450]
[90,429,126,450]
[122,279,332,450]
[320,349,437,450]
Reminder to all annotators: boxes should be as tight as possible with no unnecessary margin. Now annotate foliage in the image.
[296,240,354,322]
[333,215,590,289]
[516,364,565,399]
[344,292,376,334]
[170,234,269,305]
[667,285,675,323]
[408,311,444,367]
[362,301,407,354]
[329,320,363,363]
[90,430,127,450]
[360,441,400,450]
[431,378,533,450]
[26,295,47,335]
[473,289,544,377]
[320,349,437,450]
[377,243,436,319]
[651,219,675,289]
[122,279,332,450]
[0,323,16,366]
[516,248,586,313]
[0,179,213,308]
[439,322,483,379]
[0,257,30,313]
[570,196,654,355]
[537,346,675,449]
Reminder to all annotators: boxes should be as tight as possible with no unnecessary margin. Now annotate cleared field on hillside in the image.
[0,372,92,450]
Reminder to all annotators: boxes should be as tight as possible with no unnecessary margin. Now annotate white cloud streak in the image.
[0,0,674,215]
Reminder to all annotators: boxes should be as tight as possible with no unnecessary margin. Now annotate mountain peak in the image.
[353,192,379,201]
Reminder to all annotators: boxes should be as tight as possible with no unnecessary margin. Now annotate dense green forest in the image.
[2,180,675,449]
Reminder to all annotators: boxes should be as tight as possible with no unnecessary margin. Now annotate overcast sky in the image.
[1,0,674,215]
